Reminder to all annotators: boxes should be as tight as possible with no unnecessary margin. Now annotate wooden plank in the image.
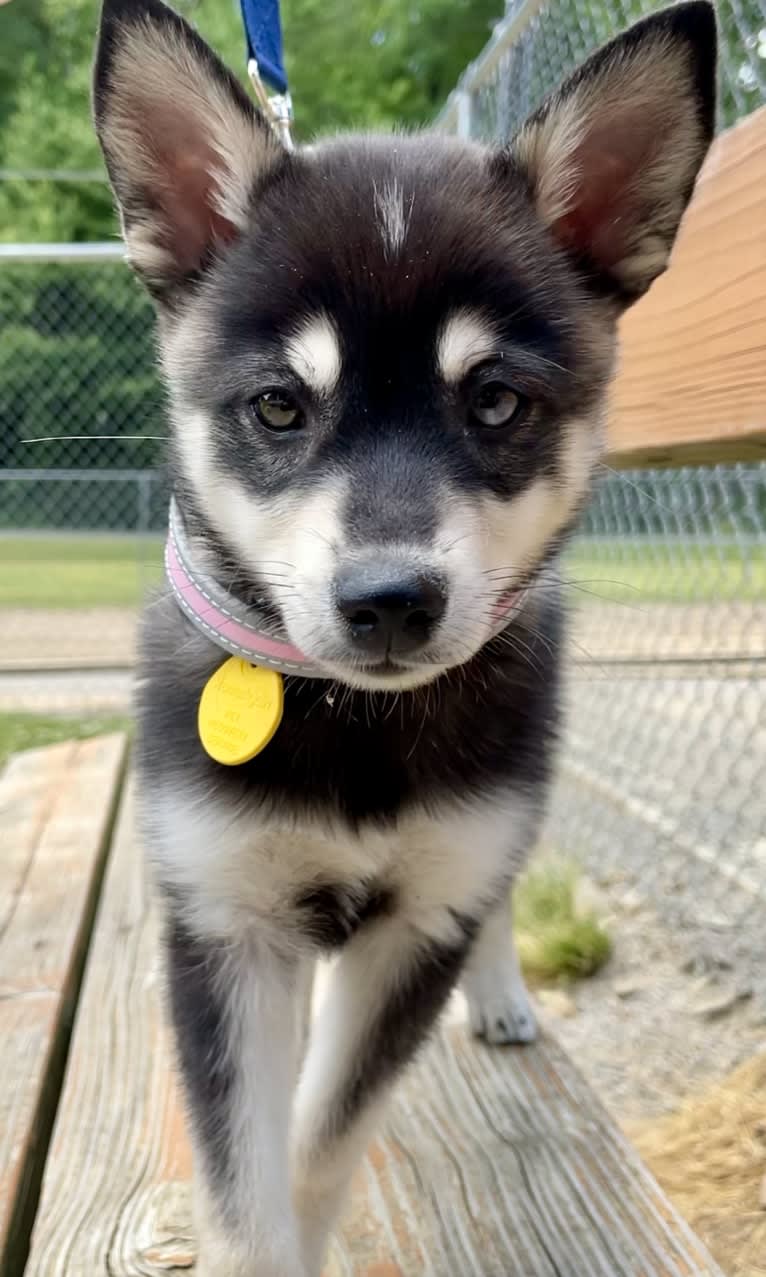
[607,106,766,468]
[0,734,127,1277]
[26,778,723,1276]
[23,779,194,1277]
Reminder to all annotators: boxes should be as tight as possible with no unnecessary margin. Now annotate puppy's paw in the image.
[196,1237,307,1277]
[464,979,537,1045]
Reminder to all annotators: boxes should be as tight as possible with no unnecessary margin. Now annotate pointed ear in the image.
[508,1,716,306]
[93,0,284,298]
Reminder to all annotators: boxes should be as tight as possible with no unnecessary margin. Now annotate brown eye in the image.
[250,390,302,431]
[471,382,522,428]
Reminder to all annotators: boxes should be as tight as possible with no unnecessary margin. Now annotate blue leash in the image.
[239,0,294,148]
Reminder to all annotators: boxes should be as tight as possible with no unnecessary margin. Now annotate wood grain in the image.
[607,106,766,467]
[23,779,195,1277]
[25,777,722,1276]
[0,734,127,1276]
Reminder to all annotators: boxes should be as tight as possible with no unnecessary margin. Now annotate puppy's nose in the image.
[335,565,447,657]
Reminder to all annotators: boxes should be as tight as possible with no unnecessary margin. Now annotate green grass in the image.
[514,862,612,984]
[565,541,766,605]
[0,535,163,607]
[0,712,131,766]
[1,534,763,610]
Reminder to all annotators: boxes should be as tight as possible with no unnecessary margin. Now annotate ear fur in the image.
[507,1,717,305]
[93,0,284,298]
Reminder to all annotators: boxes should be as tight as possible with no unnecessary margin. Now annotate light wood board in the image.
[26,780,722,1276]
[608,105,766,467]
[0,734,127,1276]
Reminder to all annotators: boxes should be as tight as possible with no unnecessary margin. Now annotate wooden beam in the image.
[25,776,722,1276]
[0,734,127,1277]
[607,106,766,468]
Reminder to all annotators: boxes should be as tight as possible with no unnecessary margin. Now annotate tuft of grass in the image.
[514,861,612,983]
[0,712,132,767]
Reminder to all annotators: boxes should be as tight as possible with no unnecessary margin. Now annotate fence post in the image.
[455,90,473,140]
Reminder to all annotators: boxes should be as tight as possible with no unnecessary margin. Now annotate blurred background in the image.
[0,2,765,1272]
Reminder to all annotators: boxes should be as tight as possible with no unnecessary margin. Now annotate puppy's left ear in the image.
[93,0,284,300]
[507,1,716,307]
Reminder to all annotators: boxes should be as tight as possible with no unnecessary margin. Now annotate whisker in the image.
[21,434,168,443]
[300,526,337,552]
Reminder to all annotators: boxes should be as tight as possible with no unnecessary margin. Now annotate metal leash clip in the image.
[247,58,294,151]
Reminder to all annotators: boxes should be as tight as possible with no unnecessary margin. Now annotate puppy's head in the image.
[94,0,715,690]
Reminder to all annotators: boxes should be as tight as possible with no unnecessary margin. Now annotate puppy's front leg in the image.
[164,909,307,1277]
[461,890,537,1044]
[290,914,473,1274]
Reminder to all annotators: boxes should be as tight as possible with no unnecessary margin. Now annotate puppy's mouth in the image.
[356,655,441,681]
[275,579,532,692]
[361,658,412,674]
[316,654,450,692]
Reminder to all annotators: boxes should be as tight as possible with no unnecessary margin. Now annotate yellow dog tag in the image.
[198,657,284,765]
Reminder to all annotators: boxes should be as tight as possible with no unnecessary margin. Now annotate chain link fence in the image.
[437,0,765,135]
[439,0,766,990]
[0,3,764,990]
[0,247,165,706]
[556,466,765,984]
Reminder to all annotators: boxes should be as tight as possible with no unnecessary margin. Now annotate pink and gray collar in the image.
[166,500,322,676]
[165,499,526,679]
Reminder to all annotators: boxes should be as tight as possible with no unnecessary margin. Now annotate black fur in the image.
[293,880,397,949]
[94,1,717,1261]
[136,590,561,828]
[175,134,604,518]
[164,911,235,1190]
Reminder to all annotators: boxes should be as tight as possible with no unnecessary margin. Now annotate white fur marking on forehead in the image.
[285,315,342,395]
[437,310,498,384]
[374,179,412,257]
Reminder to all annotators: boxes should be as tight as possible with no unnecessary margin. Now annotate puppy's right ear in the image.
[506,1,716,308]
[93,0,284,299]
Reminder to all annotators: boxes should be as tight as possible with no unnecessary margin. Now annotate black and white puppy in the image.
[93,2,715,1272]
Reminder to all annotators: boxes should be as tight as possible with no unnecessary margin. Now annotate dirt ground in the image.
[540,883,765,1122]
[535,882,766,1276]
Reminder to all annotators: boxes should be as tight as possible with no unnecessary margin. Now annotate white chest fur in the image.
[144,781,540,948]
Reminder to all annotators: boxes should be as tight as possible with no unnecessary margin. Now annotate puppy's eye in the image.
[250,390,302,432]
[470,382,523,429]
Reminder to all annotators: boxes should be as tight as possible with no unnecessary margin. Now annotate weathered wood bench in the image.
[0,737,723,1276]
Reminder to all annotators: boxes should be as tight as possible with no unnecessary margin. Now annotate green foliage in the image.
[514,862,612,984]
[280,0,501,135]
[0,0,114,240]
[0,0,762,241]
[0,0,502,481]
[0,0,501,242]
[0,262,164,471]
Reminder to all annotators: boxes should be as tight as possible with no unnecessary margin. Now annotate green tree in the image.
[0,0,501,242]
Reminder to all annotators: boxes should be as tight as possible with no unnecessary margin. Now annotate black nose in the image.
[335,566,447,657]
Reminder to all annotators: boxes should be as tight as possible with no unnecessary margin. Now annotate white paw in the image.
[464,980,538,1045]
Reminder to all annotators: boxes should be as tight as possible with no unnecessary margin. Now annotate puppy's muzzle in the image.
[335,560,447,659]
